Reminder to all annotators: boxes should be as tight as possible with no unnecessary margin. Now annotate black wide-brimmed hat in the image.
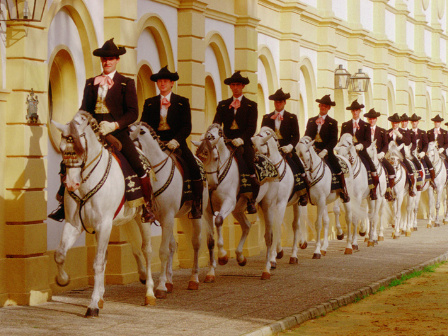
[364,108,381,118]
[400,113,409,121]
[150,65,179,82]
[93,38,126,57]
[315,94,335,106]
[431,114,444,122]
[409,113,421,121]
[223,71,250,85]
[388,113,402,123]
[346,99,365,110]
[269,88,290,101]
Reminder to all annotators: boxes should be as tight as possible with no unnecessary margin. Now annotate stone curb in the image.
[243,252,448,336]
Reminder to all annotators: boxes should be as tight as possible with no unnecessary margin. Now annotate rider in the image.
[364,108,395,202]
[304,94,350,203]
[261,88,308,206]
[49,38,156,223]
[213,71,258,214]
[427,114,448,159]
[387,113,415,197]
[401,113,424,190]
[409,113,435,189]
[140,66,203,219]
[340,100,379,200]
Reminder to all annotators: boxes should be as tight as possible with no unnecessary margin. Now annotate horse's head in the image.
[130,122,164,155]
[296,136,315,169]
[403,142,413,160]
[193,124,223,165]
[334,133,355,160]
[426,141,439,164]
[386,140,404,167]
[366,139,378,161]
[52,110,101,191]
[251,127,277,156]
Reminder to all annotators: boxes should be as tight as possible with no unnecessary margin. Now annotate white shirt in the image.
[274,109,285,130]
[160,91,172,119]
[371,125,376,142]
[434,127,441,139]
[98,71,116,100]
[317,114,327,133]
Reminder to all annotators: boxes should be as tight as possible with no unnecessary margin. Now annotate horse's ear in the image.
[250,136,256,145]
[129,124,140,140]
[191,140,201,147]
[309,140,315,147]
[398,143,405,150]
[51,120,66,133]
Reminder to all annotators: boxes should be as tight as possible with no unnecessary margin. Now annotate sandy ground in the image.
[281,263,448,336]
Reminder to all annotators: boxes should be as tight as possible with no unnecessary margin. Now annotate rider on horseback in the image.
[364,108,396,201]
[304,94,350,203]
[140,66,203,219]
[49,38,156,223]
[387,113,416,196]
[401,113,424,191]
[427,114,448,162]
[213,71,258,214]
[261,88,308,206]
[409,113,436,189]
[340,100,379,200]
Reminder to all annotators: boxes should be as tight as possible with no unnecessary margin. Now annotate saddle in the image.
[254,153,279,185]
[320,157,350,192]
[282,155,307,201]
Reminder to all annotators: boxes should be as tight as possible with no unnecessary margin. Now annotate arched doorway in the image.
[205,74,217,126]
[137,63,156,118]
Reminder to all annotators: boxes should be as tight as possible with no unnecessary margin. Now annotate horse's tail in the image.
[350,195,368,223]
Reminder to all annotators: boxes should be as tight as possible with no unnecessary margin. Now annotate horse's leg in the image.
[165,233,176,293]
[54,222,83,287]
[259,200,274,279]
[378,198,386,240]
[135,217,155,306]
[342,202,354,254]
[203,204,216,282]
[270,202,287,269]
[86,223,112,317]
[313,201,325,259]
[155,215,175,299]
[215,198,236,265]
[333,200,344,240]
[393,193,403,238]
[231,211,252,266]
[405,195,414,236]
[413,194,420,230]
[367,200,377,246]
[123,218,147,284]
[428,188,435,227]
[321,209,330,255]
[187,218,201,290]
[289,203,301,264]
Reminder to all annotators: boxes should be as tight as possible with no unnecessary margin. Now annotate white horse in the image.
[424,141,447,228]
[386,141,417,238]
[52,111,153,317]
[334,134,375,249]
[129,122,208,298]
[251,127,308,267]
[193,124,279,280]
[295,136,355,258]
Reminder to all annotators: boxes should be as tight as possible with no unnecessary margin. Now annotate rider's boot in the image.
[247,175,259,214]
[190,179,203,219]
[408,174,416,197]
[416,170,424,191]
[140,175,157,223]
[429,168,436,189]
[299,174,309,206]
[338,173,350,203]
[48,202,65,222]
[370,173,379,200]
[385,176,395,202]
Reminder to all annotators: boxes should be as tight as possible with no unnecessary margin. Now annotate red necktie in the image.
[230,99,241,110]
[94,75,114,89]
[316,117,324,126]
[160,97,171,108]
[271,112,283,121]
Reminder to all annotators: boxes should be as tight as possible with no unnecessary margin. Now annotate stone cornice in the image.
[235,16,260,29]
[178,0,208,12]
[257,25,282,40]
[150,0,180,9]
[204,8,237,25]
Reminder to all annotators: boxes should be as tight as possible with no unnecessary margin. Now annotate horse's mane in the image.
[259,126,278,140]
[206,123,226,140]
[139,122,166,149]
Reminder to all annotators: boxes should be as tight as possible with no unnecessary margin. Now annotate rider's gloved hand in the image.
[232,138,244,147]
[318,149,328,159]
[99,121,118,135]
[281,144,293,153]
[355,144,364,151]
[418,152,425,159]
[393,129,403,139]
[167,139,180,150]
[438,148,444,154]
[377,152,385,160]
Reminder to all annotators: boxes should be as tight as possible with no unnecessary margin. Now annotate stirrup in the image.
[142,205,156,223]
[190,202,202,219]
[339,192,350,203]
[246,199,257,214]
[298,194,308,206]
[385,191,395,202]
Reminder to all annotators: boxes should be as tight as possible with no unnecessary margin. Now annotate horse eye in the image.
[140,130,146,135]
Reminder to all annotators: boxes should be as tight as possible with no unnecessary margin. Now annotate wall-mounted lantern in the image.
[334,64,351,89]
[349,69,370,93]
[0,0,47,22]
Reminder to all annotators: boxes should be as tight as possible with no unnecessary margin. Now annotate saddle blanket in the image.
[254,154,279,185]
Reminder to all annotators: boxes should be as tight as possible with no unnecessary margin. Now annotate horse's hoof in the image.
[270,261,276,269]
[337,233,344,241]
[238,257,247,267]
[312,253,321,259]
[139,278,146,285]
[155,289,168,299]
[98,299,104,309]
[299,242,308,249]
[344,248,353,255]
[187,281,199,290]
[55,275,70,287]
[166,283,174,293]
[204,275,215,283]
[391,224,395,228]
[414,227,418,231]
[434,223,440,228]
[364,237,369,242]
[261,272,270,280]
[145,296,156,306]
[359,231,366,237]
[367,241,375,247]
[405,231,412,237]
[215,215,223,226]
[374,240,378,245]
[276,250,284,259]
[321,250,326,256]
[427,224,432,228]
[218,255,228,266]
[85,308,99,318]
[289,257,298,264]
[378,236,384,241]
[352,245,358,251]
[393,234,400,239]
